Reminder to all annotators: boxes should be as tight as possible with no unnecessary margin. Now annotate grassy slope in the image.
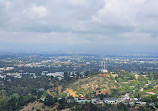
[65,74,116,96]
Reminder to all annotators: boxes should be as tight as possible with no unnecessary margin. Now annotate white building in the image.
[0,67,14,71]
[100,62,108,73]
[0,74,6,79]
[46,72,64,77]
[104,98,121,104]
[41,71,48,76]
[91,98,104,104]
[100,69,108,73]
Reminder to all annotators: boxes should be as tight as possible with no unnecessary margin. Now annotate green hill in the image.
[64,74,116,97]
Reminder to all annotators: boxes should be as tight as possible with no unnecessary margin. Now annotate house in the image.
[131,98,139,101]
[6,73,22,78]
[91,98,104,104]
[136,102,146,105]
[74,96,91,103]
[77,99,91,103]
[41,71,48,76]
[121,93,130,99]
[128,102,135,106]
[135,74,147,80]
[57,76,63,81]
[39,88,45,91]
[46,72,64,77]
[0,74,5,79]
[18,64,24,67]
[79,96,87,100]
[103,93,132,105]
[146,92,156,95]
[14,75,22,78]
[66,99,74,103]
[5,67,14,71]
[130,86,136,88]
[40,97,45,102]
[104,98,121,104]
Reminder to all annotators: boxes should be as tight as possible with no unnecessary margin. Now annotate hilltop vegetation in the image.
[63,74,116,98]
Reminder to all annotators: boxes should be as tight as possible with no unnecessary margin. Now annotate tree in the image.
[149,72,154,81]
[44,95,57,106]
[117,103,128,111]
[7,97,18,111]
[151,95,158,102]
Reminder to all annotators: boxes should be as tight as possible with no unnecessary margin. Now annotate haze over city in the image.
[1,0,158,55]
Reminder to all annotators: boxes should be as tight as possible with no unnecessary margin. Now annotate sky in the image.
[0,0,158,55]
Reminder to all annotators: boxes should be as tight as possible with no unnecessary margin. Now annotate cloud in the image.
[0,0,158,54]
[26,5,48,19]
[92,0,142,27]
[92,0,158,32]
[68,0,86,6]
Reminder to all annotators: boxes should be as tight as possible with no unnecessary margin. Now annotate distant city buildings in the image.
[0,67,14,71]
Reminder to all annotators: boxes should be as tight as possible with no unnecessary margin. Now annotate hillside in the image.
[64,74,116,97]
[20,101,57,111]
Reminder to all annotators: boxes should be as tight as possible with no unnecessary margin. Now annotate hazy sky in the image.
[1,0,158,54]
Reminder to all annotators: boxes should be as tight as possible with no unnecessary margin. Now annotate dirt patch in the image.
[64,89,78,97]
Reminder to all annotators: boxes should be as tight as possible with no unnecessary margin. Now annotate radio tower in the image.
[100,62,108,73]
